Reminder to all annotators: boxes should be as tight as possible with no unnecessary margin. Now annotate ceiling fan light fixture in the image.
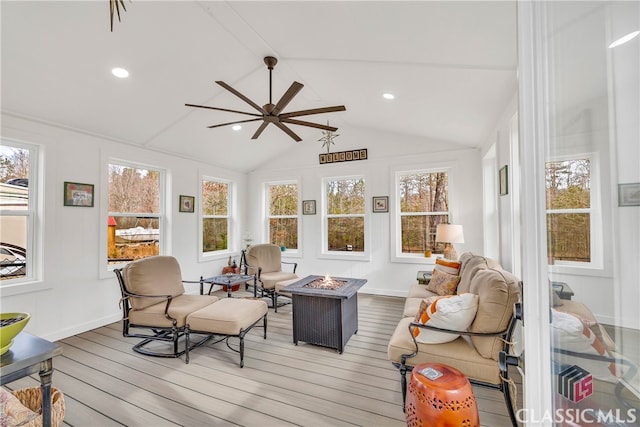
[382,93,395,100]
[608,30,640,48]
[232,125,242,131]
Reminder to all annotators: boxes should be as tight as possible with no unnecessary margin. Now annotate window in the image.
[545,156,597,266]
[267,182,299,250]
[202,178,229,253]
[0,141,36,283]
[108,162,163,264]
[324,177,365,252]
[398,171,449,255]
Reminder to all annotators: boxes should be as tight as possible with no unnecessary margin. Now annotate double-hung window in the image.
[395,170,450,258]
[266,182,299,251]
[324,176,365,253]
[0,141,37,283]
[545,156,600,267]
[202,177,230,254]
[107,162,163,265]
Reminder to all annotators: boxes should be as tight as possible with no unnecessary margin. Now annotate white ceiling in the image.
[1,1,517,172]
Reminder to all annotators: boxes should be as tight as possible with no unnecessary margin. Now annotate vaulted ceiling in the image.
[1,1,517,172]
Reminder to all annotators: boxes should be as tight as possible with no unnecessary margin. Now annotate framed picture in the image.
[499,165,509,196]
[302,200,316,215]
[372,196,388,213]
[179,195,195,213]
[618,183,640,206]
[63,181,94,207]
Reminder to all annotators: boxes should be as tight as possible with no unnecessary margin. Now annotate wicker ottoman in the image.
[406,363,479,427]
[186,298,268,367]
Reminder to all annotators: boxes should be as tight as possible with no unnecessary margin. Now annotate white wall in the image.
[1,113,247,341]
[247,125,483,297]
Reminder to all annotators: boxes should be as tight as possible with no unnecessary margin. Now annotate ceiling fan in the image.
[186,56,346,142]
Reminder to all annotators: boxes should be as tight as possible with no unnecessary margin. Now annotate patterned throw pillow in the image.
[434,258,462,275]
[413,293,479,344]
[0,387,39,426]
[426,268,461,296]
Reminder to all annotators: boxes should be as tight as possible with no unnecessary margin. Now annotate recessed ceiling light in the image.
[609,30,640,48]
[232,125,242,131]
[382,93,395,100]
[111,67,129,78]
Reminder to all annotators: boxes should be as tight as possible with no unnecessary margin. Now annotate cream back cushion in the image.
[468,268,520,360]
[246,244,282,274]
[123,256,185,310]
[456,253,502,294]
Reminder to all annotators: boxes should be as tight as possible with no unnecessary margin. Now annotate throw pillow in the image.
[0,387,39,426]
[434,258,462,275]
[426,268,461,296]
[414,293,479,344]
[550,309,619,381]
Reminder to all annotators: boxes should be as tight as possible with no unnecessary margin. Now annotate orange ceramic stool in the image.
[406,363,479,427]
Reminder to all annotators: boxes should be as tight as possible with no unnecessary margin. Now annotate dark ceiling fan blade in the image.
[216,81,266,114]
[279,105,346,119]
[251,121,270,139]
[207,118,262,129]
[185,104,262,118]
[280,118,338,132]
[272,82,304,116]
[274,122,302,142]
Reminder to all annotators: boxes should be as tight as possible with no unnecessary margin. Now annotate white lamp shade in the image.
[435,224,464,244]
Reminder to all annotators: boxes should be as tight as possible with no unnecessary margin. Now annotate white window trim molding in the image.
[0,138,46,295]
[263,179,302,257]
[99,156,168,279]
[390,162,457,264]
[546,152,604,273]
[199,175,237,262]
[319,175,370,262]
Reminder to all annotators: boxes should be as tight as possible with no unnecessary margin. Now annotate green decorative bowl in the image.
[0,312,30,355]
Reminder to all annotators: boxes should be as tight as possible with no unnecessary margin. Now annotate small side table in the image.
[416,270,432,285]
[552,281,574,300]
[0,332,63,427]
[199,274,254,298]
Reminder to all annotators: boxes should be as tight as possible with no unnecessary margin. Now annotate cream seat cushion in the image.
[187,298,268,335]
[387,317,502,385]
[129,294,219,328]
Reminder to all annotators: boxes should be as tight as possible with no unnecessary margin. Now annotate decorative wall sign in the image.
[618,183,640,206]
[319,148,367,165]
[63,182,94,207]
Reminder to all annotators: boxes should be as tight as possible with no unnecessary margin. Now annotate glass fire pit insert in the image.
[281,275,367,353]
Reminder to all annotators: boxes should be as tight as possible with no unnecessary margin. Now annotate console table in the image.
[0,332,63,427]
[281,275,367,353]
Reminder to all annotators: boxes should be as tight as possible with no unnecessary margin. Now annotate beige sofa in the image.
[387,252,521,426]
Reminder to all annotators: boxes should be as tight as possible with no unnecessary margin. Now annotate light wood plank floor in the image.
[5,292,517,426]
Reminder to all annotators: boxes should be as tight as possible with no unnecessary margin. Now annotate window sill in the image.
[0,280,50,297]
[318,251,372,262]
[391,254,440,265]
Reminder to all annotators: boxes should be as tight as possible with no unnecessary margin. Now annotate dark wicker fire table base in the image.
[280,275,367,353]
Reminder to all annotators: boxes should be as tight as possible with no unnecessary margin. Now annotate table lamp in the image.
[435,224,464,260]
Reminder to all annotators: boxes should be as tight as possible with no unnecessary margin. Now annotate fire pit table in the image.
[280,275,367,353]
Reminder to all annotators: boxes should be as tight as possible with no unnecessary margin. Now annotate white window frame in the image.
[546,153,602,271]
[101,159,167,277]
[200,176,235,260]
[264,180,301,255]
[320,175,370,261]
[0,139,44,295]
[391,163,455,264]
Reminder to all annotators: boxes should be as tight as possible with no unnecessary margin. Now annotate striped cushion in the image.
[434,258,462,275]
[413,293,479,344]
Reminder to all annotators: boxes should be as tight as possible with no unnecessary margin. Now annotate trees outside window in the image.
[0,142,34,282]
[545,157,593,264]
[267,182,298,250]
[398,171,449,254]
[108,163,162,263]
[202,178,229,253]
[325,177,365,252]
